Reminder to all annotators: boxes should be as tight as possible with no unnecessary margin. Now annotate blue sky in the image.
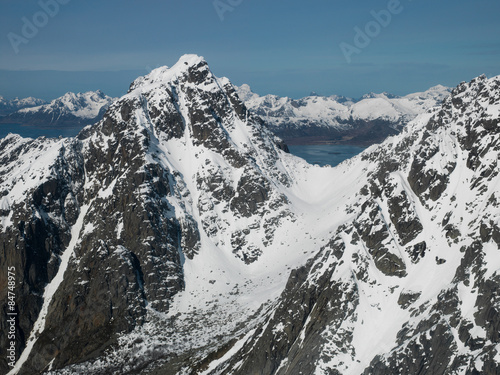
[0,0,499,100]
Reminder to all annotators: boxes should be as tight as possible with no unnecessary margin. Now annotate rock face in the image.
[0,91,115,129]
[237,84,451,146]
[0,58,498,375]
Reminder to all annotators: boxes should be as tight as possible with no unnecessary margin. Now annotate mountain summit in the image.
[0,57,498,374]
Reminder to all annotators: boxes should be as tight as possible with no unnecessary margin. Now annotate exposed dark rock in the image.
[398,290,421,309]
[411,241,427,262]
[230,172,271,218]
[353,202,407,277]
[388,192,423,245]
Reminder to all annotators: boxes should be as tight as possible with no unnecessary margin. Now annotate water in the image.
[0,123,82,139]
[288,144,366,167]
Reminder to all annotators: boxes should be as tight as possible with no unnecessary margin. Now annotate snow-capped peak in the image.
[0,95,46,116]
[427,84,449,91]
[235,83,260,102]
[360,91,400,100]
[17,90,116,120]
[129,54,209,93]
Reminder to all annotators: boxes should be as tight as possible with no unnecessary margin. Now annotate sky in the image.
[0,0,499,101]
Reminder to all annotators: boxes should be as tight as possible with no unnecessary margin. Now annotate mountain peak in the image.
[129,54,209,93]
[58,90,107,100]
[235,84,260,102]
[0,95,46,116]
[175,53,206,66]
[237,83,453,145]
[360,92,399,100]
[148,54,207,77]
[427,84,449,91]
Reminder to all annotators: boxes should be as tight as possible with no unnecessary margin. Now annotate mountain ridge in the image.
[0,90,116,129]
[237,83,452,146]
[0,96,46,117]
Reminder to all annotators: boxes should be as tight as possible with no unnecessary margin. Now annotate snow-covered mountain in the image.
[0,90,115,128]
[0,96,46,116]
[237,84,451,145]
[0,56,498,375]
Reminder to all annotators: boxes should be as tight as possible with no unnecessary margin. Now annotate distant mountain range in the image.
[0,96,46,117]
[237,84,452,145]
[0,84,451,147]
[0,91,116,128]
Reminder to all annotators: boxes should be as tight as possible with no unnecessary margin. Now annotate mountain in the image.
[221,75,500,375]
[0,96,46,117]
[0,91,116,128]
[0,56,498,375]
[0,54,292,375]
[237,84,451,145]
